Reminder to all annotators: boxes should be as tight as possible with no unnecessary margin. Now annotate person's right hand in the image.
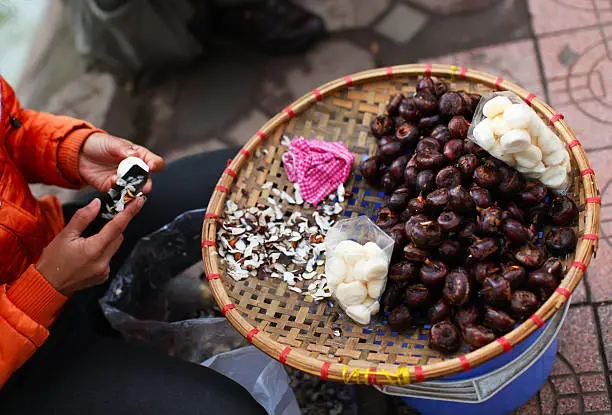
[36,196,145,295]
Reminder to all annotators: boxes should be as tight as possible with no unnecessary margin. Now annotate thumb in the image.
[64,199,101,236]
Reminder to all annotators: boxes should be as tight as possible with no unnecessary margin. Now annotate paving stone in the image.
[226,110,269,146]
[583,393,611,412]
[285,40,375,99]
[579,373,608,393]
[596,304,612,369]
[570,280,588,305]
[375,4,428,44]
[528,0,608,35]
[513,394,540,414]
[557,306,604,373]
[295,0,391,32]
[538,380,555,414]
[408,0,501,15]
[163,139,228,164]
[551,375,580,395]
[557,396,581,414]
[551,355,573,376]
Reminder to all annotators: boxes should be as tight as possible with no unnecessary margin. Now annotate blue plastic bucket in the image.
[381,302,568,415]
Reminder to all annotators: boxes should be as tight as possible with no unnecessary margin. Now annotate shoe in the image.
[215,0,326,55]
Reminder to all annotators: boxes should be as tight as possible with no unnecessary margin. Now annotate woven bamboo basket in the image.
[202,64,600,385]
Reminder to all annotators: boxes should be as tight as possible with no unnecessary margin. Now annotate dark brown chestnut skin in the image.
[436,166,462,189]
[381,171,400,194]
[463,324,496,349]
[387,305,413,332]
[537,231,565,258]
[404,163,419,189]
[420,259,449,288]
[528,202,549,226]
[429,321,461,354]
[439,91,472,117]
[448,116,470,140]
[429,299,452,324]
[467,237,498,262]
[371,115,394,138]
[541,257,563,278]
[473,164,501,188]
[505,201,526,223]
[480,276,511,306]
[502,219,530,244]
[501,265,527,289]
[410,220,443,248]
[389,261,419,282]
[405,284,432,309]
[470,186,493,208]
[375,207,399,229]
[415,151,446,170]
[387,93,405,117]
[498,166,523,195]
[448,185,475,213]
[519,181,547,206]
[472,261,500,284]
[455,304,481,328]
[416,76,448,98]
[468,93,482,112]
[458,221,477,243]
[426,188,449,213]
[550,196,578,225]
[483,308,516,334]
[381,281,407,312]
[407,195,428,216]
[510,290,539,318]
[478,206,503,235]
[515,244,547,269]
[360,156,385,185]
[399,97,421,121]
[443,139,465,163]
[380,139,403,162]
[404,244,429,263]
[388,187,411,212]
[416,170,436,195]
[415,94,438,115]
[431,125,451,147]
[404,214,428,237]
[395,123,420,147]
[437,211,462,232]
[438,240,462,262]
[527,271,558,301]
[419,115,442,133]
[443,270,472,306]
[457,153,479,179]
[464,140,488,157]
[389,155,410,182]
[388,225,407,260]
[416,137,442,154]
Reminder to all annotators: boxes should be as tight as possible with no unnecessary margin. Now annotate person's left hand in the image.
[78,133,164,193]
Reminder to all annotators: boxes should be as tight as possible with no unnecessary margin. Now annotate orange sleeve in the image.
[0,266,66,389]
[0,76,105,188]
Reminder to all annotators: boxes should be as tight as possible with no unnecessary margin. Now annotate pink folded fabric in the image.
[282,138,354,205]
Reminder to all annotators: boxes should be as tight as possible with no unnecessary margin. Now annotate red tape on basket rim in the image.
[368,368,377,385]
[425,64,432,75]
[586,197,601,204]
[583,233,599,241]
[226,158,233,167]
[386,66,393,78]
[239,148,250,158]
[580,168,595,177]
[495,77,503,89]
[247,328,259,344]
[206,273,221,281]
[221,304,235,315]
[344,75,354,87]
[530,314,545,328]
[572,261,587,272]
[459,355,471,371]
[568,139,581,149]
[525,93,536,106]
[321,362,331,380]
[549,113,564,124]
[204,213,218,220]
[284,106,296,118]
[255,130,266,141]
[497,337,512,353]
[312,88,322,101]
[556,287,571,298]
[459,67,467,78]
[279,347,291,364]
[201,240,216,247]
[414,366,425,382]
[215,185,229,193]
[224,167,237,178]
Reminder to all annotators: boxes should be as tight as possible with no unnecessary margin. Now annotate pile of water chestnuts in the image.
[361,76,579,354]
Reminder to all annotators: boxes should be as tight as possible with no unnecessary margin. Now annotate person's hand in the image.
[36,197,144,295]
[78,133,164,193]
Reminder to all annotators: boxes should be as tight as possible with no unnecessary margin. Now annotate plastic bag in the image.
[324,215,394,325]
[100,209,247,363]
[202,346,300,415]
[468,91,571,193]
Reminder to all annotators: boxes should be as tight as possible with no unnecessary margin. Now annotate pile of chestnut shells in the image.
[361,76,579,355]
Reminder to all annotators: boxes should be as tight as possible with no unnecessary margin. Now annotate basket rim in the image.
[202,64,601,385]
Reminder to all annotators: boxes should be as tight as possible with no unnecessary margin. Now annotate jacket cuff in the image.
[57,128,105,186]
[7,265,67,328]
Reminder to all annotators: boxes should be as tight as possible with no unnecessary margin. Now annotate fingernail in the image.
[137,196,146,208]
[90,198,101,208]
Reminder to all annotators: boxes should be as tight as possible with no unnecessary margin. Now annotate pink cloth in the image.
[282,138,354,205]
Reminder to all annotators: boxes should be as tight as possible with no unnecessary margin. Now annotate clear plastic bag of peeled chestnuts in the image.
[468,91,571,193]
[324,215,394,325]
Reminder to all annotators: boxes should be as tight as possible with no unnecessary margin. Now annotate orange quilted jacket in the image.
[0,76,103,388]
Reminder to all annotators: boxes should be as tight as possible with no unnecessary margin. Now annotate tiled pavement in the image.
[31,0,612,413]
